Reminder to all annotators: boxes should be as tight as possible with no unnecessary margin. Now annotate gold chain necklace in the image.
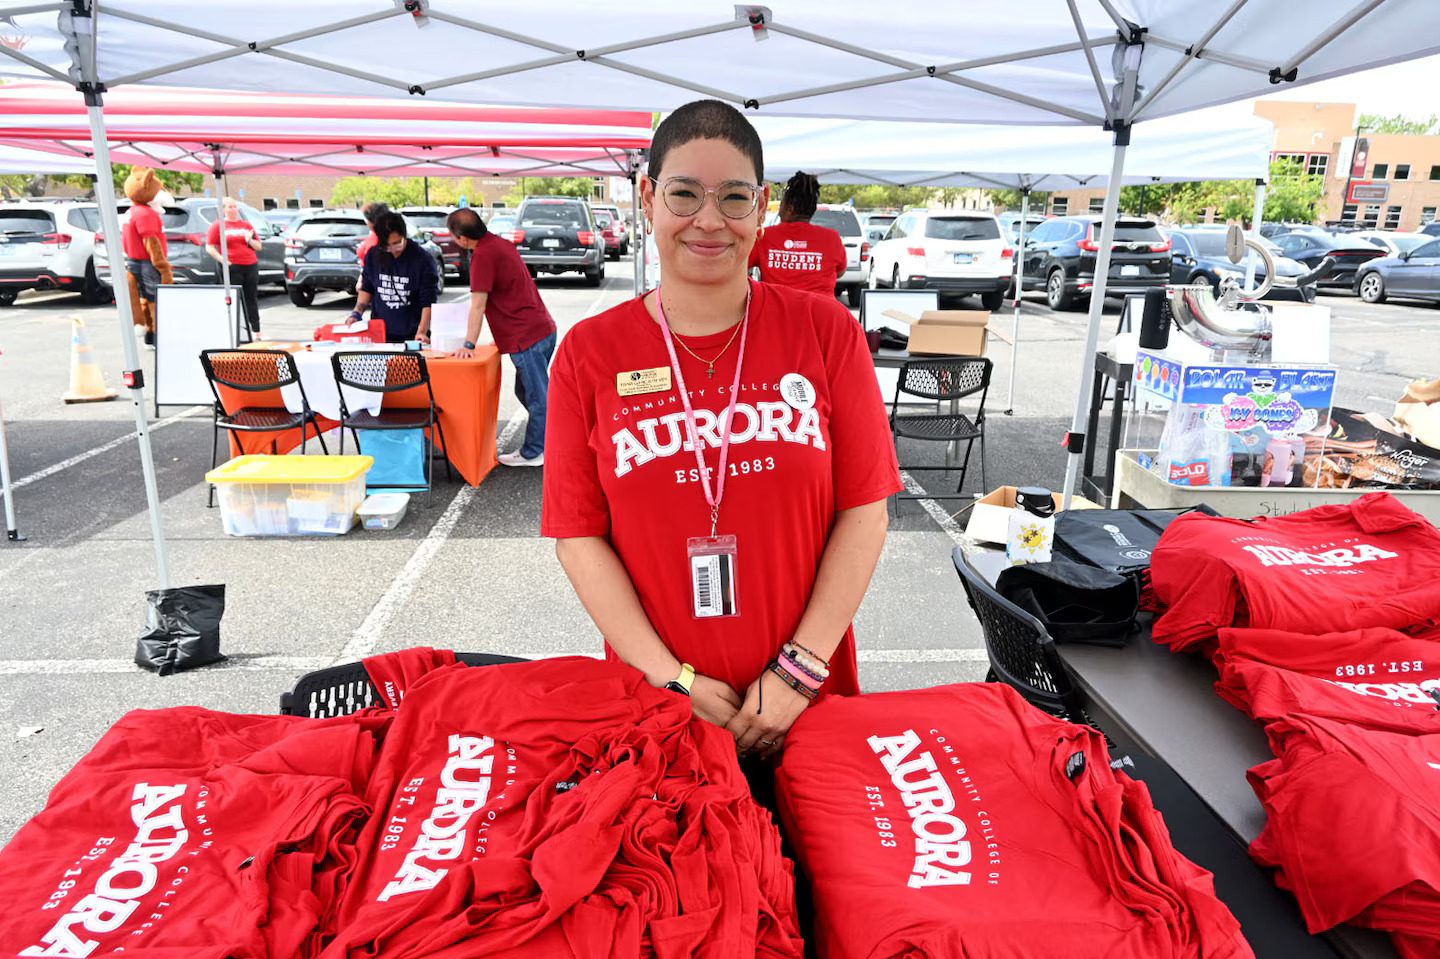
[661,295,744,379]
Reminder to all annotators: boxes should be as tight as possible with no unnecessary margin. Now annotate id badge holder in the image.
[687,535,739,619]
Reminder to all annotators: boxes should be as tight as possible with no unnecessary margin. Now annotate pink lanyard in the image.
[655,282,752,537]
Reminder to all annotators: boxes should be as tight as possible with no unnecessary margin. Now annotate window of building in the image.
[1385,206,1403,229]
[1341,204,1358,225]
[1362,205,1381,227]
[1372,163,1389,179]
[1088,197,1105,214]
[263,198,278,210]
[1306,154,1329,177]
[1395,164,1412,180]
[1422,207,1437,224]
[286,198,300,209]
[1430,165,1440,181]
[309,199,324,208]
[1050,197,1068,216]
[1273,152,1305,166]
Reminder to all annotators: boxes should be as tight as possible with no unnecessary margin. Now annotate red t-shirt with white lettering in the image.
[748,221,847,298]
[206,216,259,266]
[542,281,902,697]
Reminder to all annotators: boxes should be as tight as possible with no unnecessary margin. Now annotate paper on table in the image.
[332,320,372,334]
[427,301,477,354]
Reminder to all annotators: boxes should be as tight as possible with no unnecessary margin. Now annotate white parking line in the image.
[900,469,976,553]
[0,405,206,499]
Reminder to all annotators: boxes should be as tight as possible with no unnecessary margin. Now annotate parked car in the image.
[511,196,605,286]
[590,203,629,256]
[487,213,518,241]
[1165,228,1315,303]
[1018,214,1170,311]
[592,210,626,260]
[94,199,192,292]
[862,212,897,246]
[398,206,466,279]
[0,198,110,305]
[1420,222,1440,238]
[1354,237,1440,305]
[997,211,1047,245]
[281,209,443,307]
[1351,230,1433,258]
[810,205,868,306]
[1269,230,1387,290]
[868,210,1012,310]
[1258,222,1319,240]
[264,209,308,235]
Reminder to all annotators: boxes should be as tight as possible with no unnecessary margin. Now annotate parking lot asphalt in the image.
[1,255,1435,843]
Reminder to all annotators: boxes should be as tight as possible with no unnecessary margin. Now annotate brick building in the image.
[1044,101,1440,231]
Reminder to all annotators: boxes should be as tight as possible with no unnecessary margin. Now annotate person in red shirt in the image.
[355,200,388,267]
[542,99,902,761]
[748,171,847,299]
[438,207,558,467]
[205,197,263,336]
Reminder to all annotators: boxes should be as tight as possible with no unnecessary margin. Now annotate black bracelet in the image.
[788,640,831,669]
[768,662,817,700]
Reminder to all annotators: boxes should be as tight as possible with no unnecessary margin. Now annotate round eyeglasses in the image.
[651,176,763,219]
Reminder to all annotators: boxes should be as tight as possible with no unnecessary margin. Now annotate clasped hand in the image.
[687,669,809,760]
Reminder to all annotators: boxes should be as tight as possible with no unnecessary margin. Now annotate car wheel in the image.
[979,289,1006,311]
[1357,271,1386,304]
[1046,268,1075,310]
[846,285,862,308]
[867,262,880,290]
[79,259,110,305]
[892,265,901,290]
[584,264,604,288]
[0,289,17,307]
[287,284,315,307]
[620,241,629,256]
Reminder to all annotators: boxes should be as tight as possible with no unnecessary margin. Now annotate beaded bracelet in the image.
[787,640,831,668]
[768,661,818,700]
[782,643,829,680]
[781,647,827,684]
[776,653,823,692]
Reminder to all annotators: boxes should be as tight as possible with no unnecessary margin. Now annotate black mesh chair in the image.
[951,546,1088,723]
[330,351,453,503]
[890,357,990,503]
[200,348,329,508]
[279,652,527,717]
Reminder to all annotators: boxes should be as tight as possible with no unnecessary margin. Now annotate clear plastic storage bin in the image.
[206,455,373,537]
[357,492,411,530]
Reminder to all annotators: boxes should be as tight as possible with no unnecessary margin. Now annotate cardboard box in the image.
[964,485,1101,545]
[882,308,990,356]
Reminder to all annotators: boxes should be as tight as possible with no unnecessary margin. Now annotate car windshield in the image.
[1111,221,1164,242]
[489,217,516,231]
[812,209,862,236]
[1390,234,1431,253]
[868,216,896,228]
[404,212,450,229]
[294,219,368,240]
[521,203,586,229]
[0,211,54,234]
[926,217,1001,241]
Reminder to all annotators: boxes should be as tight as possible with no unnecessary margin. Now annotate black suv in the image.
[1020,214,1172,310]
[283,210,444,307]
[512,196,605,286]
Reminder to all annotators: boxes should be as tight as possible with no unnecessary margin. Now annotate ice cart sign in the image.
[1180,365,1336,439]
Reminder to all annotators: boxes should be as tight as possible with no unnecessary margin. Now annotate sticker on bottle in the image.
[687,535,739,618]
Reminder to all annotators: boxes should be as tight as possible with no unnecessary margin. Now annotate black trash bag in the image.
[135,584,228,675]
[996,559,1139,647]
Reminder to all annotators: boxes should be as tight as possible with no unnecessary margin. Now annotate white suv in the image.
[0,199,110,306]
[867,211,1013,310]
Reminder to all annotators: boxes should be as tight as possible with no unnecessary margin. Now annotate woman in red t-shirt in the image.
[747,172,846,299]
[204,197,263,335]
[542,100,902,759]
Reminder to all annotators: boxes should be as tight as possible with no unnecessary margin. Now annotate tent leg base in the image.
[7,529,25,542]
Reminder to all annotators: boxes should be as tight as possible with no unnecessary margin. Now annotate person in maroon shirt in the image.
[437,207,558,466]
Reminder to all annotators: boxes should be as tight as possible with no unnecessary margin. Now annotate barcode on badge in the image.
[690,552,735,617]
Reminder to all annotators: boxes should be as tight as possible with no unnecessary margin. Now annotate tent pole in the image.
[1004,188,1030,415]
[85,98,172,589]
[1061,132,1129,510]
[212,155,237,346]
[0,387,21,542]
[1246,178,1266,288]
[630,152,643,296]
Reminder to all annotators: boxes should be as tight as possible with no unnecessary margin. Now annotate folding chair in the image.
[200,348,328,508]
[890,356,991,503]
[951,547,1089,723]
[330,351,453,504]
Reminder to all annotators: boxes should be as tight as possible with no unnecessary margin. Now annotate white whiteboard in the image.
[155,285,237,407]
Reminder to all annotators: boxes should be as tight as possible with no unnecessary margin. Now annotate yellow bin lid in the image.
[206,454,374,485]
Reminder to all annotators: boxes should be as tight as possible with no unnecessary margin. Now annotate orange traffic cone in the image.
[62,317,118,404]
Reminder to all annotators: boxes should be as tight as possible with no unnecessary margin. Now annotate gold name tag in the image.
[617,366,673,397]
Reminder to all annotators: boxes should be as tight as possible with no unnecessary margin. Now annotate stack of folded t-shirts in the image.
[1145,493,1440,955]
[0,707,386,958]
[320,655,803,958]
[774,682,1253,959]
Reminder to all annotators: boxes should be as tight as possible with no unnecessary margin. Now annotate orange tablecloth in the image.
[218,343,501,487]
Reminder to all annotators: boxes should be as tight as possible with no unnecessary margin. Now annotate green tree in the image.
[815,183,930,209]
[1357,113,1440,136]
[0,166,201,201]
[1263,158,1325,224]
[985,188,1051,213]
[504,176,596,206]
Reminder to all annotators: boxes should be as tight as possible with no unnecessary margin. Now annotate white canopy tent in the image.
[754,106,1274,412]
[0,0,1436,584]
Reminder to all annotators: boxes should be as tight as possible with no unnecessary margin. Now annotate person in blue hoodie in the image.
[348,211,440,343]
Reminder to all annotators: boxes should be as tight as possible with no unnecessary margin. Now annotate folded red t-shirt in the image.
[1150,493,1440,655]
[776,683,1252,959]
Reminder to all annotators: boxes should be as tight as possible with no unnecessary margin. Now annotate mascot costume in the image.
[121,168,174,346]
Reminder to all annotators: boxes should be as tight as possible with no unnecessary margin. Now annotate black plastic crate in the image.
[279,652,528,717]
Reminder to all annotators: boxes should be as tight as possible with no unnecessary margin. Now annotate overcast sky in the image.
[1250,53,1440,121]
